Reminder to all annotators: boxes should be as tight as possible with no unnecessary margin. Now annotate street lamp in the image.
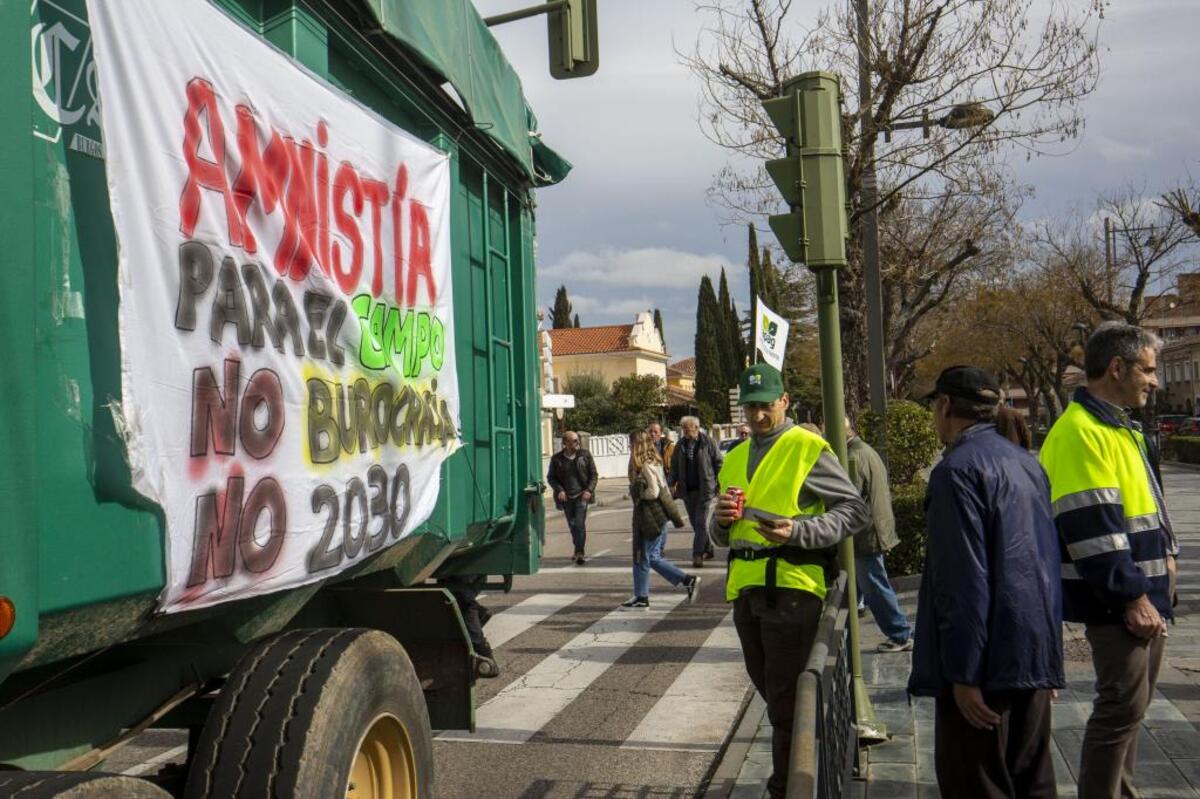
[882,103,998,141]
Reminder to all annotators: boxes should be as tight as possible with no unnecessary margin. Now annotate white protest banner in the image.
[87,0,459,613]
[755,297,790,371]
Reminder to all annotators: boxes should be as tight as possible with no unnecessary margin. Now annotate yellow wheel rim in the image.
[345,713,417,799]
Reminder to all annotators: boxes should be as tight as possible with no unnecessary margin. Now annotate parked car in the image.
[1174,418,1200,438]
[1160,414,1189,437]
[719,437,745,453]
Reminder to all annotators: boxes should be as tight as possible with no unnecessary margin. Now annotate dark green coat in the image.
[847,436,898,556]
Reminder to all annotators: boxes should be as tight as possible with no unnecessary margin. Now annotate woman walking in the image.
[623,430,700,609]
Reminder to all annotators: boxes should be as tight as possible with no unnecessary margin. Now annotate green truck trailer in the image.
[0,1,578,795]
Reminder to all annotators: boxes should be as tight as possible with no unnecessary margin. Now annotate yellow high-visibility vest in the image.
[1040,402,1159,532]
[718,426,829,602]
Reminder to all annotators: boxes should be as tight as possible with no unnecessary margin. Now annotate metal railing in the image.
[787,572,857,799]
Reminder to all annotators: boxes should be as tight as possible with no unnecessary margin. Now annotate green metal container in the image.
[1,0,556,770]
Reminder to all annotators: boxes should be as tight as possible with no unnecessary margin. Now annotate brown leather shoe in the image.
[692,555,704,569]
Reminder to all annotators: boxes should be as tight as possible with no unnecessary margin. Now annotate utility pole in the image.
[856,0,890,463]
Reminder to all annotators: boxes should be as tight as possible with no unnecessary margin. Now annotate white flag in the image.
[755,298,790,371]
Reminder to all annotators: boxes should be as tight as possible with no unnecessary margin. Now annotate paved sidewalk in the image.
[716,462,1200,798]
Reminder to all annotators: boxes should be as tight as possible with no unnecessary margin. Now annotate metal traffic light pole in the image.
[764,72,887,745]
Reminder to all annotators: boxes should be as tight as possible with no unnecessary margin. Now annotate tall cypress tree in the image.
[694,276,727,422]
[728,298,744,378]
[760,248,780,309]
[550,285,574,329]
[653,308,665,342]
[716,268,737,387]
[747,225,761,363]
[573,313,581,327]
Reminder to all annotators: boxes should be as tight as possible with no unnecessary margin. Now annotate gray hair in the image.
[946,396,999,423]
[679,415,700,428]
[1084,322,1162,380]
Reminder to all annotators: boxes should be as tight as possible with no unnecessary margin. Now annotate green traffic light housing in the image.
[761,71,848,269]
[548,0,598,80]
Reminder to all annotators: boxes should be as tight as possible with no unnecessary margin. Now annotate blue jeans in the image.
[563,497,588,554]
[856,552,911,643]
[633,525,688,597]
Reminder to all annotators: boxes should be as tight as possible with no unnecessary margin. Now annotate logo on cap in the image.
[749,374,762,386]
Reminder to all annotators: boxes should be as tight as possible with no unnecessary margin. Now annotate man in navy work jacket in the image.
[910,366,1064,798]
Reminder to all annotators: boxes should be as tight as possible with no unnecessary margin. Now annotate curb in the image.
[701,688,765,799]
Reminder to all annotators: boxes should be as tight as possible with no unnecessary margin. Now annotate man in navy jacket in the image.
[909,366,1064,798]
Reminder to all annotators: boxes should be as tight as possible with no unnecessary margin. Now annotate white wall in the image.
[543,433,631,480]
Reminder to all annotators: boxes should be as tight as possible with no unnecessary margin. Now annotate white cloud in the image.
[540,247,742,289]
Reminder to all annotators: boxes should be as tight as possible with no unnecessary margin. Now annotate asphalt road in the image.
[106,482,749,798]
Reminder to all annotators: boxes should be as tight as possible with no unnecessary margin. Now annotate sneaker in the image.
[692,556,704,569]
[620,596,650,610]
[684,575,701,603]
[877,638,913,653]
[574,553,585,565]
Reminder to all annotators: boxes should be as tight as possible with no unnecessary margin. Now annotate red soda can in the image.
[727,487,745,520]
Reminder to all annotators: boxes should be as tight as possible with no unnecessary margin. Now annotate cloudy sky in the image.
[472,0,1200,359]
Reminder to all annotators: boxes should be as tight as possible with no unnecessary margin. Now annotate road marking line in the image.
[440,594,686,744]
[121,744,188,776]
[589,548,612,559]
[486,593,583,649]
[622,611,748,752]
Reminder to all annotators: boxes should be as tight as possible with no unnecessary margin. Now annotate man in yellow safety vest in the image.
[1041,321,1179,798]
[710,363,869,799]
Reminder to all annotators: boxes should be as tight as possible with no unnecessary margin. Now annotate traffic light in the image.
[548,0,598,80]
[762,71,848,268]
[762,91,806,263]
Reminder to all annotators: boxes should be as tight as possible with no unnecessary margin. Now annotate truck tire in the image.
[0,771,171,798]
[184,628,432,799]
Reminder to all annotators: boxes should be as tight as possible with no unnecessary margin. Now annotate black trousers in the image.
[733,588,823,799]
[934,688,1057,799]
[439,575,493,658]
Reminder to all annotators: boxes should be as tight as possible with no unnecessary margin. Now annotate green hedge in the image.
[1165,436,1200,465]
[859,401,941,485]
[885,481,928,577]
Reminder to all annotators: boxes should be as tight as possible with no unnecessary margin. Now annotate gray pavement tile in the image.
[914,748,936,786]
[1152,726,1200,759]
[867,656,916,688]
[916,786,941,799]
[1054,728,1084,770]
[851,779,867,799]
[868,735,915,765]
[1126,762,1198,797]
[866,780,919,799]
[1137,725,1173,762]
[872,708,915,737]
[867,764,918,799]
[1052,735,1078,783]
[728,780,768,799]
[1051,700,1092,729]
[1171,758,1200,790]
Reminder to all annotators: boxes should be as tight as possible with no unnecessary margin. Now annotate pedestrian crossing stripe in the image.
[483,593,584,649]
[438,593,751,752]
[621,611,748,752]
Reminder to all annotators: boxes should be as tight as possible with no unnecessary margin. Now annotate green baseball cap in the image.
[739,363,785,404]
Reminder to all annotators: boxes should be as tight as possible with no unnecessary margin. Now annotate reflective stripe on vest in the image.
[718,426,830,602]
[1040,402,1158,526]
